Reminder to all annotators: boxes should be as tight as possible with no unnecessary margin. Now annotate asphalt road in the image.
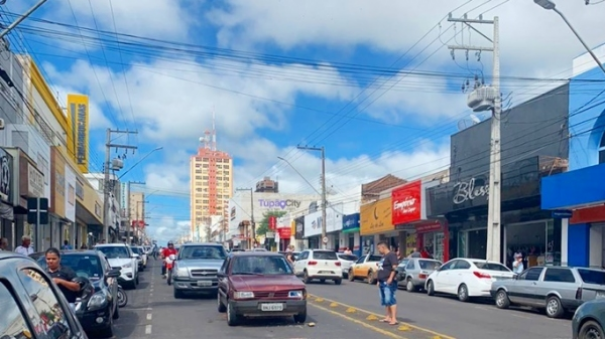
[112,260,571,339]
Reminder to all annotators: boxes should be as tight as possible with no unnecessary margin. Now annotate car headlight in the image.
[174,268,188,277]
[288,290,304,299]
[234,291,254,299]
[87,291,107,310]
[122,263,132,269]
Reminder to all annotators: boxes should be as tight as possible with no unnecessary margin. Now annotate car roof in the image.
[31,250,100,257]
[181,243,223,247]
[230,251,283,257]
[95,243,129,248]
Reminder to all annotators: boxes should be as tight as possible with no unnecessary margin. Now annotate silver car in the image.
[171,243,227,298]
[396,258,442,292]
[337,253,358,278]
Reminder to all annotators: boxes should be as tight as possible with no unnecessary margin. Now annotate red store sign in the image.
[392,180,422,225]
[277,227,292,239]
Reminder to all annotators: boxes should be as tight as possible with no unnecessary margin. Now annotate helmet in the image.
[168,241,174,246]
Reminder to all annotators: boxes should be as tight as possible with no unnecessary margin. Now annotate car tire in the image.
[293,308,307,324]
[348,269,355,281]
[112,302,120,319]
[367,271,375,285]
[457,284,470,302]
[426,280,435,296]
[136,274,140,285]
[495,289,510,309]
[98,319,114,338]
[545,295,564,318]
[334,279,342,285]
[406,278,415,292]
[579,320,605,339]
[227,302,239,326]
[167,272,172,286]
[128,280,137,290]
[174,289,183,299]
[302,270,310,284]
[217,293,226,313]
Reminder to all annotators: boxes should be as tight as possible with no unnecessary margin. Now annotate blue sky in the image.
[6,0,604,243]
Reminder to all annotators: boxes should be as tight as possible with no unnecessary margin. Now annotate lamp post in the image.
[296,146,327,249]
[236,188,254,249]
[534,0,605,75]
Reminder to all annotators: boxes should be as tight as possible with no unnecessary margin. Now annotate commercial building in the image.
[427,84,569,266]
[84,173,122,242]
[256,176,278,193]
[128,192,146,242]
[190,127,233,241]
[541,45,605,268]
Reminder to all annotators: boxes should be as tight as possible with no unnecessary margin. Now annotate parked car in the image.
[132,246,148,269]
[491,266,605,318]
[293,249,343,284]
[36,250,122,337]
[425,258,514,302]
[95,243,139,289]
[347,253,382,284]
[572,299,605,339]
[217,251,307,326]
[0,252,89,339]
[171,243,227,298]
[337,253,358,278]
[397,258,442,292]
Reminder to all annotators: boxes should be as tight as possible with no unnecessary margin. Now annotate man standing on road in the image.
[161,242,178,278]
[376,241,398,326]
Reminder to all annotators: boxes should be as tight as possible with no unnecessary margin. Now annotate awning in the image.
[541,163,605,210]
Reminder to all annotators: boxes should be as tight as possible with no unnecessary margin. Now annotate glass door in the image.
[433,232,444,262]
[458,230,468,258]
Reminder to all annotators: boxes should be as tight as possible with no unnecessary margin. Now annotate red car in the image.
[217,251,307,326]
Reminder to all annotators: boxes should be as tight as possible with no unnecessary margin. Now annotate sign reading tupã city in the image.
[452,177,489,205]
[258,199,301,209]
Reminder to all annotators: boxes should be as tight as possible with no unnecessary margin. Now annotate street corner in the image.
[307,294,457,339]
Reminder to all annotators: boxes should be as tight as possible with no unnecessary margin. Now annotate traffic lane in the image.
[306,280,570,339]
[113,262,156,339]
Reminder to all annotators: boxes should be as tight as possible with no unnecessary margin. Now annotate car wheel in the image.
[227,302,239,326]
[367,271,374,284]
[426,280,435,296]
[129,280,137,290]
[174,288,183,299]
[348,269,355,281]
[579,320,605,339]
[302,270,310,284]
[217,293,226,313]
[136,275,140,285]
[545,295,564,318]
[112,302,120,319]
[293,308,307,323]
[167,272,172,286]
[457,284,470,302]
[319,279,325,283]
[334,279,342,285]
[495,289,510,309]
[406,278,415,292]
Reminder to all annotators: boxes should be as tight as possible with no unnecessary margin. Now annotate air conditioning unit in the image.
[0,118,5,130]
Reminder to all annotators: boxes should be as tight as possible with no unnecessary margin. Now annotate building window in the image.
[600,132,605,164]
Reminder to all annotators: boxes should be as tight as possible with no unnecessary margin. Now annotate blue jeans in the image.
[379,281,397,306]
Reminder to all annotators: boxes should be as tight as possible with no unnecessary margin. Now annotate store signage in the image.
[277,227,292,239]
[258,199,301,209]
[0,149,12,203]
[342,213,360,232]
[392,180,422,224]
[452,178,489,205]
[268,216,277,231]
[27,163,44,197]
[295,218,305,240]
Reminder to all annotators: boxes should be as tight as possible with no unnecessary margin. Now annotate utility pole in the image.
[134,200,148,245]
[448,14,501,262]
[297,146,327,250]
[236,188,254,249]
[103,128,138,243]
[126,181,145,245]
[0,0,48,40]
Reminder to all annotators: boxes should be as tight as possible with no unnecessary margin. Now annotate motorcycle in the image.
[117,285,128,308]
[165,254,176,286]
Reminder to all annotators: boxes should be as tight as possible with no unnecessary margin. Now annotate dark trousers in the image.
[161,263,166,275]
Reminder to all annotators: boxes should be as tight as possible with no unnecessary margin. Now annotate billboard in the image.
[67,94,89,174]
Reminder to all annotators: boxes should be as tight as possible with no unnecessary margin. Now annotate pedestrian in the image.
[15,236,34,256]
[286,244,295,264]
[44,248,80,307]
[62,240,73,250]
[344,247,353,255]
[0,237,8,251]
[407,247,421,258]
[376,241,399,326]
[512,253,524,274]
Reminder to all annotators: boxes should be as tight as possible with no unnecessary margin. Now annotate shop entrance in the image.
[504,220,558,268]
[458,228,487,259]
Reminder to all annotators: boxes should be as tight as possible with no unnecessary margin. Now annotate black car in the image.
[36,250,121,338]
[0,252,89,339]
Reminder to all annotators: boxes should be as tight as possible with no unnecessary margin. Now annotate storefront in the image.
[360,197,394,255]
[303,203,343,251]
[391,180,449,261]
[0,148,15,249]
[341,213,360,256]
[428,155,562,265]
[542,162,605,268]
[50,147,78,249]
[75,175,103,248]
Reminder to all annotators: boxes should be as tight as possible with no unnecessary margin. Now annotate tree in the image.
[255,210,287,236]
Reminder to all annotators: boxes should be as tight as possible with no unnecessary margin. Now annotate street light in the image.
[534,0,605,75]
[296,146,328,250]
[277,157,322,196]
[118,147,164,180]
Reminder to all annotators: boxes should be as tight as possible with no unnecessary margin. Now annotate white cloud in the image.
[146,216,190,244]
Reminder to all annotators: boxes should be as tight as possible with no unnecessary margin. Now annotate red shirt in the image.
[162,248,177,258]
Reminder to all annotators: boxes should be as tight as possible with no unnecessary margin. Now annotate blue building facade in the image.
[541,44,605,268]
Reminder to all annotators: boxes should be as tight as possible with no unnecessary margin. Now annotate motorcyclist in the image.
[161,242,178,278]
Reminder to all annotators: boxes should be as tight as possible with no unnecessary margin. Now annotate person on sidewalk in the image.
[376,241,399,326]
[15,236,34,256]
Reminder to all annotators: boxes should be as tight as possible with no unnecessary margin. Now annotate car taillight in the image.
[418,273,427,279]
[335,262,341,266]
[576,287,583,300]
[473,271,491,279]
[308,261,317,265]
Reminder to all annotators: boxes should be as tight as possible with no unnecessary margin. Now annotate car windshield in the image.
[179,246,226,260]
[473,261,511,272]
[578,269,605,284]
[338,254,358,261]
[418,260,442,270]
[97,246,130,259]
[368,255,382,262]
[37,254,103,279]
[134,247,144,254]
[231,256,293,275]
[314,251,338,260]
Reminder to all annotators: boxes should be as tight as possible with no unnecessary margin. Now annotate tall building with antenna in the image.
[189,111,233,241]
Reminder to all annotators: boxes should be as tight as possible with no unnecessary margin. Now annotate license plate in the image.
[597,291,605,299]
[196,280,212,287]
[319,271,333,274]
[261,303,284,312]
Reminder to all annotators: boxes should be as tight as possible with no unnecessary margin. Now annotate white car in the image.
[132,246,148,269]
[425,257,515,302]
[337,253,358,278]
[293,249,343,285]
[96,243,140,289]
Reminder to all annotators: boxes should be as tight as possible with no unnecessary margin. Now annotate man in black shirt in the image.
[376,241,398,325]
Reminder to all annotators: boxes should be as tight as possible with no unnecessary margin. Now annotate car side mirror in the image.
[107,268,121,278]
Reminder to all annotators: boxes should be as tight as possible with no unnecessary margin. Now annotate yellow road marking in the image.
[309,302,408,339]
[309,294,456,339]
[330,302,338,307]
